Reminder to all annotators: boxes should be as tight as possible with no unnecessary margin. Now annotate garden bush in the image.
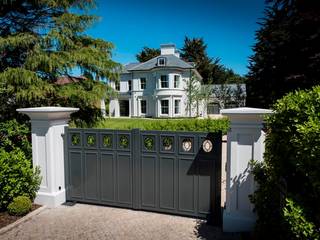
[0,120,41,210]
[250,86,320,240]
[0,120,31,159]
[0,148,41,210]
[7,196,32,216]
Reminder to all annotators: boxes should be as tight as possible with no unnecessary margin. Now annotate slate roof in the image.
[55,75,86,85]
[125,55,194,71]
[121,63,140,73]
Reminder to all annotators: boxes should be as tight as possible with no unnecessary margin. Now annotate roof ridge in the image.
[128,55,161,70]
[127,54,194,71]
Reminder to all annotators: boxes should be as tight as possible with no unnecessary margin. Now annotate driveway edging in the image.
[0,205,47,235]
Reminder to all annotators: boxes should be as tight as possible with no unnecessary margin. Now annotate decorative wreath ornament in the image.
[202,139,213,152]
[182,139,192,152]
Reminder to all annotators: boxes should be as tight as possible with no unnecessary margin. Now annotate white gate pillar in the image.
[17,107,79,207]
[221,107,272,232]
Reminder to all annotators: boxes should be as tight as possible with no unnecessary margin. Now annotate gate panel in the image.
[198,160,212,214]
[65,128,222,222]
[117,153,132,205]
[141,155,156,207]
[159,156,175,210]
[84,152,99,201]
[100,152,115,202]
[69,151,83,199]
[178,157,196,213]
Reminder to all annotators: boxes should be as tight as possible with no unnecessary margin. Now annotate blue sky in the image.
[85,0,265,76]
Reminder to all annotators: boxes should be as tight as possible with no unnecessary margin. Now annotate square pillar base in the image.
[34,190,66,208]
[223,210,256,232]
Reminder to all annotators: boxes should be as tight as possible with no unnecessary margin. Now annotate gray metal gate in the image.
[65,128,221,221]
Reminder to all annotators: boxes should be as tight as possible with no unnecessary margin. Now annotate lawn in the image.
[73,117,230,133]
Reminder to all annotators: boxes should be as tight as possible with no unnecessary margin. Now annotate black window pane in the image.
[128,80,132,91]
[174,100,180,114]
[174,75,180,88]
[161,100,169,114]
[161,75,168,88]
[141,78,146,89]
[141,100,146,114]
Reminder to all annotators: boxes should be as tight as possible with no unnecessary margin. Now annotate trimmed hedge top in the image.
[72,117,230,134]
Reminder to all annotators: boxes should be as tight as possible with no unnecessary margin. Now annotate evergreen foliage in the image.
[79,117,230,134]
[0,0,120,122]
[247,0,320,108]
[136,47,160,62]
[250,86,320,239]
[7,196,32,216]
[0,119,41,210]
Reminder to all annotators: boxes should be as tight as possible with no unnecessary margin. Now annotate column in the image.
[17,107,79,207]
[220,107,272,232]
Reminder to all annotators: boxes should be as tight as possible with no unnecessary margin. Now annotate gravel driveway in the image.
[0,203,239,240]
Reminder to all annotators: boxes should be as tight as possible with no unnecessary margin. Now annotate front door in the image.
[119,100,129,117]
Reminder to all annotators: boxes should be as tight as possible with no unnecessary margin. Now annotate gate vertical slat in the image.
[132,128,140,209]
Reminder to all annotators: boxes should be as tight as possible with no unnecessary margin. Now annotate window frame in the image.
[140,77,146,90]
[160,99,169,115]
[128,80,132,91]
[157,57,166,66]
[160,75,169,88]
[115,82,120,91]
[174,99,181,115]
[174,75,180,88]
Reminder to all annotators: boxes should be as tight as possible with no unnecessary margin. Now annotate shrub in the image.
[92,117,230,134]
[7,196,32,216]
[0,119,31,159]
[250,86,320,239]
[283,198,319,240]
[0,148,41,210]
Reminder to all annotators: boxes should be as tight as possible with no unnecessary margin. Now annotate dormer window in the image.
[157,57,166,66]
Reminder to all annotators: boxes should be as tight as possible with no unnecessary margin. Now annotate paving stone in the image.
[1,204,240,240]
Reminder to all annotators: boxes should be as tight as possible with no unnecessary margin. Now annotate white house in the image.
[109,44,204,118]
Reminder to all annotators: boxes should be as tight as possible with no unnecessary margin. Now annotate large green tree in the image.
[180,37,215,84]
[247,0,320,108]
[136,47,160,62]
[0,0,120,122]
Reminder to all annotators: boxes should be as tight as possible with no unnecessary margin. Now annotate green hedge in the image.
[0,120,41,210]
[82,118,230,134]
[250,86,320,239]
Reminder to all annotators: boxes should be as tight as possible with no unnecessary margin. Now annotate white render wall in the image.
[110,68,204,118]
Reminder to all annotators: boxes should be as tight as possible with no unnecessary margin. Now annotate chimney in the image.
[160,44,180,58]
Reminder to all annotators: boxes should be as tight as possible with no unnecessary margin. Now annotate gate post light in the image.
[221,107,272,232]
[17,107,79,207]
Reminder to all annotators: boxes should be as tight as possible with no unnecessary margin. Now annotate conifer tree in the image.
[0,0,120,122]
[247,0,320,108]
[136,47,160,62]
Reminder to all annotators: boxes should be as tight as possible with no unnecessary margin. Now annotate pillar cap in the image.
[220,107,273,115]
[221,107,273,124]
[17,107,79,121]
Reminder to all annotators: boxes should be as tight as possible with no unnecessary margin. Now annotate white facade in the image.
[109,44,204,118]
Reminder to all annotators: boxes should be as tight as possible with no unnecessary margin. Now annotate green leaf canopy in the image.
[0,0,121,121]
